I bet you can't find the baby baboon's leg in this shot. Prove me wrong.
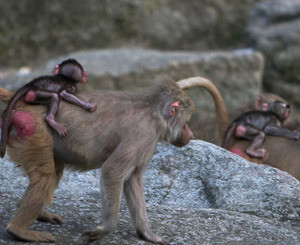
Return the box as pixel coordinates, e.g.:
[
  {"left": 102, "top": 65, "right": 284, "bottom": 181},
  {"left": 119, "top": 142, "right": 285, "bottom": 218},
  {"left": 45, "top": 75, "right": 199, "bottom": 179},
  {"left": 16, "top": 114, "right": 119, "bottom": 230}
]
[
  {"left": 235, "top": 125, "right": 266, "bottom": 158},
  {"left": 245, "top": 130, "right": 266, "bottom": 158}
]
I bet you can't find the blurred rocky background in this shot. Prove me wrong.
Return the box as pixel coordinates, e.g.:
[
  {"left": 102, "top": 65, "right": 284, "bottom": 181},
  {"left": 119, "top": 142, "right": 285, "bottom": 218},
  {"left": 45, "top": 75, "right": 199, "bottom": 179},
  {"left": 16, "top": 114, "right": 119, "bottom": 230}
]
[
  {"left": 1, "top": 0, "right": 300, "bottom": 244},
  {"left": 0, "top": 0, "right": 257, "bottom": 66},
  {"left": 0, "top": 0, "right": 299, "bottom": 133}
]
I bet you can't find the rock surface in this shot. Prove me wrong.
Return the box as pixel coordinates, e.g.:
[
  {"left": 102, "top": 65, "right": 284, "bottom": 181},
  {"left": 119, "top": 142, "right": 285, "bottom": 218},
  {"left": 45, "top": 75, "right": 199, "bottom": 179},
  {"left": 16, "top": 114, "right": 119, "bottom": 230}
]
[{"left": 1, "top": 140, "right": 300, "bottom": 244}]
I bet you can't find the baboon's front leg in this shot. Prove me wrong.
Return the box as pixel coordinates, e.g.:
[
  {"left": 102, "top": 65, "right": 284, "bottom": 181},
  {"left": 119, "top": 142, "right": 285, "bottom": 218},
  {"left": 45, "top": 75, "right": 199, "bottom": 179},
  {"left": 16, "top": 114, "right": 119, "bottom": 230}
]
[{"left": 123, "top": 167, "right": 170, "bottom": 245}]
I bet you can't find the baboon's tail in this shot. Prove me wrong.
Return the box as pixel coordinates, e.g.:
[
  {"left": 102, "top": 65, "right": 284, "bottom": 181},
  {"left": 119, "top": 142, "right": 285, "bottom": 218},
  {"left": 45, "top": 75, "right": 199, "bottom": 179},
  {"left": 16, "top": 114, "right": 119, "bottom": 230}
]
[
  {"left": 0, "top": 87, "right": 13, "bottom": 104},
  {"left": 177, "top": 77, "right": 229, "bottom": 138},
  {"left": 221, "top": 122, "right": 237, "bottom": 149}
]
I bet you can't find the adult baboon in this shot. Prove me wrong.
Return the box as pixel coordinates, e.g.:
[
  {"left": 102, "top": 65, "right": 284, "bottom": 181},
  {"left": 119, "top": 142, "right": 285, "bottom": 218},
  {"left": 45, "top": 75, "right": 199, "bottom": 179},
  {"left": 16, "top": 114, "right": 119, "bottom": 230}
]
[
  {"left": 178, "top": 77, "right": 300, "bottom": 179},
  {"left": 222, "top": 101, "right": 298, "bottom": 159},
  {"left": 0, "top": 76, "right": 195, "bottom": 244}
]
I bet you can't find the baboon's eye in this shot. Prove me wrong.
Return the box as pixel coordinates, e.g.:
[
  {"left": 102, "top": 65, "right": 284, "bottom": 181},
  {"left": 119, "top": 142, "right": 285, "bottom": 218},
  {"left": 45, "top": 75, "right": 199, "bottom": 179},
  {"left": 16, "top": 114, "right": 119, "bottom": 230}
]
[{"left": 169, "top": 101, "right": 180, "bottom": 117}]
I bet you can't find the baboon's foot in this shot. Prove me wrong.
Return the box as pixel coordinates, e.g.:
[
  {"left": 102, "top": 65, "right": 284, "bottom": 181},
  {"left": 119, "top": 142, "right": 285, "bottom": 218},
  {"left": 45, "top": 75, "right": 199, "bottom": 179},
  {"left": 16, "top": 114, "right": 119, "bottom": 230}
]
[
  {"left": 88, "top": 102, "right": 97, "bottom": 112},
  {"left": 246, "top": 148, "right": 266, "bottom": 159},
  {"left": 37, "top": 211, "right": 63, "bottom": 225},
  {"left": 6, "top": 224, "right": 55, "bottom": 243},
  {"left": 137, "top": 229, "right": 170, "bottom": 245},
  {"left": 82, "top": 225, "right": 110, "bottom": 242}
]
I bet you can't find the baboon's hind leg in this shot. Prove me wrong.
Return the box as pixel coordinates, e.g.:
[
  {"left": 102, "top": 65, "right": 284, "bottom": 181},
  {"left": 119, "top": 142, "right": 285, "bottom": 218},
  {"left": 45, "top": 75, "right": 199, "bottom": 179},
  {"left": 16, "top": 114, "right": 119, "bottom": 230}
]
[
  {"left": 6, "top": 108, "right": 58, "bottom": 242},
  {"left": 6, "top": 161, "right": 57, "bottom": 242},
  {"left": 37, "top": 160, "right": 65, "bottom": 225}
]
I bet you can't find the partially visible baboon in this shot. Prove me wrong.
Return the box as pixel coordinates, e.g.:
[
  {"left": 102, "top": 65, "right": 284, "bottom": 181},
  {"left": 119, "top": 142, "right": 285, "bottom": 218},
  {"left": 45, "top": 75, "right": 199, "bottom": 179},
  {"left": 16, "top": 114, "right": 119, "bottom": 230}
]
[
  {"left": 0, "top": 76, "right": 194, "bottom": 244},
  {"left": 190, "top": 91, "right": 291, "bottom": 145},
  {"left": 228, "top": 95, "right": 300, "bottom": 163},
  {"left": 254, "top": 93, "right": 300, "bottom": 131},
  {"left": 0, "top": 58, "right": 96, "bottom": 158},
  {"left": 178, "top": 77, "right": 229, "bottom": 145},
  {"left": 220, "top": 91, "right": 300, "bottom": 179},
  {"left": 222, "top": 101, "right": 299, "bottom": 159},
  {"left": 178, "top": 78, "right": 300, "bottom": 180},
  {"left": 229, "top": 136, "right": 300, "bottom": 177},
  {"left": 254, "top": 93, "right": 287, "bottom": 110}
]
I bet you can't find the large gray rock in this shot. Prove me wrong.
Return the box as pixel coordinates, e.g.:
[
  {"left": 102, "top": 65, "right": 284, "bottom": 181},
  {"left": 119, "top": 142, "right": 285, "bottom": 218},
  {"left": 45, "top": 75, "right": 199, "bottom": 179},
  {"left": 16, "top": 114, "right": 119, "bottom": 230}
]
[
  {"left": 247, "top": 0, "right": 300, "bottom": 113},
  {"left": 1, "top": 140, "right": 300, "bottom": 244},
  {"left": 148, "top": 141, "right": 300, "bottom": 222},
  {"left": 0, "top": 48, "right": 264, "bottom": 127}
]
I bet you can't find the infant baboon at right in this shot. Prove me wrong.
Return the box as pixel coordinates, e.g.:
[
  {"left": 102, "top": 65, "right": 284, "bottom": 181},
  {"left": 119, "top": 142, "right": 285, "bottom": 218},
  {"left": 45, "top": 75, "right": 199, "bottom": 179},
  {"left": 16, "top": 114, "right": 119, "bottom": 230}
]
[{"left": 222, "top": 100, "right": 299, "bottom": 159}]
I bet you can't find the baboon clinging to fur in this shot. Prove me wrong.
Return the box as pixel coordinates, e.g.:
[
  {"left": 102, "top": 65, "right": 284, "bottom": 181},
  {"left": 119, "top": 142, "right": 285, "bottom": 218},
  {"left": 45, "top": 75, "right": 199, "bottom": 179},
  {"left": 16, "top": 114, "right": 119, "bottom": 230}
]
[{"left": 0, "top": 58, "right": 96, "bottom": 158}]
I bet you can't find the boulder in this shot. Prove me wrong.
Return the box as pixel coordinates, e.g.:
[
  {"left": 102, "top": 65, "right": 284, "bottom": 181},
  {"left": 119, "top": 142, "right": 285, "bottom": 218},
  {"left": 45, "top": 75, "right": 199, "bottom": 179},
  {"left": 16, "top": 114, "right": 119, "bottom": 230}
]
[
  {"left": 147, "top": 141, "right": 300, "bottom": 222},
  {"left": 1, "top": 140, "right": 300, "bottom": 244}
]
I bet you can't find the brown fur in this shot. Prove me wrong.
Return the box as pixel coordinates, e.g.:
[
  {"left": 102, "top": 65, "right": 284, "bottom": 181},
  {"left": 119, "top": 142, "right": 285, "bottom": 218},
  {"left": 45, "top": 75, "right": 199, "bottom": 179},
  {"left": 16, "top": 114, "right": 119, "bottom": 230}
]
[
  {"left": 0, "top": 58, "right": 94, "bottom": 157},
  {"left": 178, "top": 81, "right": 300, "bottom": 179},
  {"left": 254, "top": 93, "right": 287, "bottom": 110},
  {"left": 220, "top": 92, "right": 300, "bottom": 179},
  {"left": 229, "top": 137, "right": 300, "bottom": 179},
  {"left": 222, "top": 101, "right": 298, "bottom": 159},
  {"left": 2, "top": 99, "right": 58, "bottom": 241},
  {"left": 190, "top": 93, "right": 289, "bottom": 145},
  {"left": 0, "top": 76, "right": 194, "bottom": 244},
  {"left": 178, "top": 77, "right": 229, "bottom": 144}
]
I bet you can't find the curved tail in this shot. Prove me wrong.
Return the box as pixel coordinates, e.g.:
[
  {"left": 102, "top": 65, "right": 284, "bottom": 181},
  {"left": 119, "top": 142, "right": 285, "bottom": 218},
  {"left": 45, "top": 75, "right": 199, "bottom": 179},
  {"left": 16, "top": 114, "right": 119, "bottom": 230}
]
[
  {"left": 0, "top": 87, "right": 30, "bottom": 157},
  {"left": 221, "top": 122, "right": 237, "bottom": 149},
  {"left": 177, "top": 77, "right": 229, "bottom": 138},
  {"left": 0, "top": 87, "right": 14, "bottom": 103}
]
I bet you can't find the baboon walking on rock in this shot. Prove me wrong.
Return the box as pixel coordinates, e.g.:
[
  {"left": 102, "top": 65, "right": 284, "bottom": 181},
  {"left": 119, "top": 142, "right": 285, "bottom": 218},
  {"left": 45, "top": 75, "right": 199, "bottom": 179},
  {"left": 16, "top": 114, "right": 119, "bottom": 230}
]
[{"left": 0, "top": 75, "right": 196, "bottom": 244}]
